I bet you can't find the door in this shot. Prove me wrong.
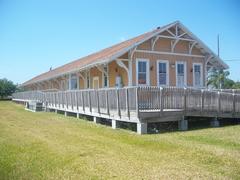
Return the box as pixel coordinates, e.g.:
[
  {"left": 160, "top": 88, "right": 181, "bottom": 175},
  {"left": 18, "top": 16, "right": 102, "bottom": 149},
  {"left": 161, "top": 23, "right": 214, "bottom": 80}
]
[
  {"left": 193, "top": 63, "right": 202, "bottom": 87},
  {"left": 176, "top": 62, "right": 186, "bottom": 87},
  {"left": 92, "top": 77, "right": 99, "bottom": 89}
]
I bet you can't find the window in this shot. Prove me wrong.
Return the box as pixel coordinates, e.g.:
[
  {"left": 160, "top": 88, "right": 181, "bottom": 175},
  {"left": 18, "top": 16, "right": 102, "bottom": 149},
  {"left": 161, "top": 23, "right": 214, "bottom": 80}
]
[
  {"left": 157, "top": 60, "right": 169, "bottom": 86},
  {"left": 136, "top": 59, "right": 149, "bottom": 85},
  {"left": 176, "top": 62, "right": 186, "bottom": 87},
  {"left": 103, "top": 65, "right": 108, "bottom": 88},
  {"left": 69, "top": 74, "right": 78, "bottom": 90},
  {"left": 193, "top": 63, "right": 202, "bottom": 87}
]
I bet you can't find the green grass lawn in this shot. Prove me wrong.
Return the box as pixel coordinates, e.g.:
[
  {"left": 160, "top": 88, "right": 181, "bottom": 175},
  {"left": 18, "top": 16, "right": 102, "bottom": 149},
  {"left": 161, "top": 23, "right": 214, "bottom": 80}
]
[{"left": 0, "top": 101, "right": 240, "bottom": 179}]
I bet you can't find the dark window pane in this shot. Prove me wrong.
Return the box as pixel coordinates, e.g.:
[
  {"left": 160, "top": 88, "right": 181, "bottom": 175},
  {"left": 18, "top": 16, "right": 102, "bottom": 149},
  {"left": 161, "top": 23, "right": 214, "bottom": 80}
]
[
  {"left": 177, "top": 64, "right": 184, "bottom": 74},
  {"left": 159, "top": 63, "right": 166, "bottom": 73},
  {"left": 138, "top": 61, "right": 146, "bottom": 72},
  {"left": 159, "top": 74, "right": 166, "bottom": 85}
]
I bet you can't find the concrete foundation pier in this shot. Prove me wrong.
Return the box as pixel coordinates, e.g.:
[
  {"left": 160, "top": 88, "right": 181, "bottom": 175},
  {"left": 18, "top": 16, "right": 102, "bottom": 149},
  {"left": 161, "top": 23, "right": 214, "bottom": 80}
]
[
  {"left": 137, "top": 122, "right": 148, "bottom": 134},
  {"left": 210, "top": 117, "right": 220, "bottom": 127},
  {"left": 93, "top": 116, "right": 101, "bottom": 123},
  {"left": 112, "top": 119, "right": 119, "bottom": 129},
  {"left": 178, "top": 118, "right": 188, "bottom": 131}
]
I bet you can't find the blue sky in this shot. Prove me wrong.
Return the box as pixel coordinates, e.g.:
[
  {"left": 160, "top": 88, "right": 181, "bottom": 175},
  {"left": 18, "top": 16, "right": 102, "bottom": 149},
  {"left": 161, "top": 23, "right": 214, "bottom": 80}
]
[{"left": 0, "top": 0, "right": 239, "bottom": 84}]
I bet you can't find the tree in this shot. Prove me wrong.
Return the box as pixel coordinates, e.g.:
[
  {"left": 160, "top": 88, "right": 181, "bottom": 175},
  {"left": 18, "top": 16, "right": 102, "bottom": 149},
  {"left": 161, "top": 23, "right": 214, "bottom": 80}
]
[
  {"left": 207, "top": 69, "right": 231, "bottom": 89},
  {"left": 224, "top": 79, "right": 235, "bottom": 89},
  {"left": 0, "top": 78, "right": 17, "bottom": 99},
  {"left": 233, "top": 81, "right": 240, "bottom": 89}
]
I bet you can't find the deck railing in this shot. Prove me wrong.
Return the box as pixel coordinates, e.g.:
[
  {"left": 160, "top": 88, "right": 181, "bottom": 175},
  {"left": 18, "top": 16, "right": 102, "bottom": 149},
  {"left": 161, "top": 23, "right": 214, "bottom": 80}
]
[{"left": 12, "top": 87, "right": 240, "bottom": 120}]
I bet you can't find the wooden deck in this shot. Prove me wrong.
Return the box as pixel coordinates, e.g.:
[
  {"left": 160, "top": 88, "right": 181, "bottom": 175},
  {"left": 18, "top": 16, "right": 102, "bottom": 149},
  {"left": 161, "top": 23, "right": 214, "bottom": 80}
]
[{"left": 12, "top": 87, "right": 240, "bottom": 134}]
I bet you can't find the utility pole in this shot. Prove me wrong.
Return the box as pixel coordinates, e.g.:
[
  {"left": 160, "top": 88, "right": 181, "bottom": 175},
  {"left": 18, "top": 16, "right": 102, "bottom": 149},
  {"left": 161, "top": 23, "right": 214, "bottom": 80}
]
[
  {"left": 217, "top": 34, "right": 221, "bottom": 89},
  {"left": 217, "top": 34, "right": 220, "bottom": 57}
]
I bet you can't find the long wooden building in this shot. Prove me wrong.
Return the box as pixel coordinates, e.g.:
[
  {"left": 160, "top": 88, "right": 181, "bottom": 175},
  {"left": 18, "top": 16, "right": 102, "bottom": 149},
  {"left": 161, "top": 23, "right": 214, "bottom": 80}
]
[
  {"left": 21, "top": 21, "right": 228, "bottom": 91},
  {"left": 13, "top": 21, "right": 239, "bottom": 134}
]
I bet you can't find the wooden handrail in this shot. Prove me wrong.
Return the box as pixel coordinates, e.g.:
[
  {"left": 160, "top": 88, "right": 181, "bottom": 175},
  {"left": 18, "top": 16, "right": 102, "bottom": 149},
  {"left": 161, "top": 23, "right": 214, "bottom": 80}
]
[{"left": 12, "top": 86, "right": 240, "bottom": 119}]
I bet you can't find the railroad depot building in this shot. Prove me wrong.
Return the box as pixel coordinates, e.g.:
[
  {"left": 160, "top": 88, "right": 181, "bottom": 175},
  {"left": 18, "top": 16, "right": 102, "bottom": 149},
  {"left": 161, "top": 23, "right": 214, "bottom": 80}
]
[
  {"left": 14, "top": 21, "right": 238, "bottom": 134},
  {"left": 21, "top": 21, "right": 228, "bottom": 91}
]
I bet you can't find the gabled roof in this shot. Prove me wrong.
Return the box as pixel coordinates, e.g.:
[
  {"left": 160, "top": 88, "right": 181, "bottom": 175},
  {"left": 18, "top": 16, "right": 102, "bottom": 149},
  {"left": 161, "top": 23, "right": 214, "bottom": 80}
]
[{"left": 22, "top": 21, "right": 228, "bottom": 86}]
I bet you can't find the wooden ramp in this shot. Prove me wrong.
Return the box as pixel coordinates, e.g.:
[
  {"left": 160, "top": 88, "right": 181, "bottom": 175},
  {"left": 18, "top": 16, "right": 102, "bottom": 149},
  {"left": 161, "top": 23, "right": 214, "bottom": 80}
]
[{"left": 12, "top": 86, "right": 240, "bottom": 134}]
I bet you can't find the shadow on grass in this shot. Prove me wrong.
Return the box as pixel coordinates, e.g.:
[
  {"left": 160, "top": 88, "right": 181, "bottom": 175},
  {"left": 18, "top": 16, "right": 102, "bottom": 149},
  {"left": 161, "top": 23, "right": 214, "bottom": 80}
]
[
  {"left": 147, "top": 117, "right": 240, "bottom": 134},
  {"left": 0, "top": 99, "right": 12, "bottom": 101}
]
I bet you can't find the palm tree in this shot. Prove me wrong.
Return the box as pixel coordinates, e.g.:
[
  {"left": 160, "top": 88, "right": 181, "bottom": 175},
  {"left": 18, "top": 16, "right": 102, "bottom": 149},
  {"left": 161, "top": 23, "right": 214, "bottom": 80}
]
[{"left": 207, "top": 69, "right": 230, "bottom": 89}]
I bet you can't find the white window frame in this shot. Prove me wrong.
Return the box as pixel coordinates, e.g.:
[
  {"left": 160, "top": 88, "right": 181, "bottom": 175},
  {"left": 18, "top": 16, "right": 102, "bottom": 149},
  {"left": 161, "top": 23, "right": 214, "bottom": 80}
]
[
  {"left": 102, "top": 64, "right": 109, "bottom": 88},
  {"left": 193, "top": 63, "right": 203, "bottom": 87},
  {"left": 136, "top": 58, "right": 150, "bottom": 86},
  {"left": 175, "top": 61, "right": 187, "bottom": 87},
  {"left": 157, "top": 60, "right": 169, "bottom": 86}
]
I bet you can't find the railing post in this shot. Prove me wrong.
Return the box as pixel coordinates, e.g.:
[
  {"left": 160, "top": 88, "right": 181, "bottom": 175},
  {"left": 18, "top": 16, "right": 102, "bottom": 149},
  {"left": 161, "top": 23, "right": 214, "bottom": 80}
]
[
  {"left": 88, "top": 91, "right": 92, "bottom": 113},
  {"left": 201, "top": 89, "right": 204, "bottom": 114},
  {"left": 160, "top": 87, "right": 164, "bottom": 116},
  {"left": 184, "top": 87, "right": 187, "bottom": 115},
  {"left": 82, "top": 91, "right": 85, "bottom": 112},
  {"left": 44, "top": 93, "right": 48, "bottom": 111},
  {"left": 58, "top": 92, "right": 61, "bottom": 108},
  {"left": 65, "top": 91, "right": 68, "bottom": 110},
  {"left": 75, "top": 91, "right": 79, "bottom": 112},
  {"left": 96, "top": 90, "right": 100, "bottom": 114},
  {"left": 126, "top": 88, "right": 130, "bottom": 119},
  {"left": 61, "top": 92, "right": 64, "bottom": 109},
  {"left": 136, "top": 87, "right": 139, "bottom": 119},
  {"left": 106, "top": 90, "right": 110, "bottom": 115},
  {"left": 56, "top": 92, "right": 59, "bottom": 108},
  {"left": 233, "top": 90, "right": 236, "bottom": 117},
  {"left": 116, "top": 88, "right": 121, "bottom": 118},
  {"left": 71, "top": 91, "right": 74, "bottom": 110},
  {"left": 54, "top": 92, "right": 57, "bottom": 108},
  {"left": 218, "top": 91, "right": 221, "bottom": 116}
]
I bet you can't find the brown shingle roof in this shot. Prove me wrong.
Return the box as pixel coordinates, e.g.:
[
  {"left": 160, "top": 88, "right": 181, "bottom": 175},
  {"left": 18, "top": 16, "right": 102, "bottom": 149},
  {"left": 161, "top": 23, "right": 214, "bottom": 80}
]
[{"left": 22, "top": 26, "right": 166, "bottom": 86}]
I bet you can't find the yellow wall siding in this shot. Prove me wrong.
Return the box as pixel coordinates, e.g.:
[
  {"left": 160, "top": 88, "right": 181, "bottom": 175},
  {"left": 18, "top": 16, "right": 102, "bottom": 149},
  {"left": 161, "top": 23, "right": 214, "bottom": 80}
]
[
  {"left": 79, "top": 77, "right": 85, "bottom": 89},
  {"left": 154, "top": 38, "right": 171, "bottom": 52},
  {"left": 90, "top": 67, "right": 103, "bottom": 88},
  {"left": 137, "top": 39, "right": 151, "bottom": 50},
  {"left": 131, "top": 37, "right": 206, "bottom": 87},
  {"left": 175, "top": 41, "right": 189, "bottom": 54},
  {"left": 192, "top": 47, "right": 202, "bottom": 55},
  {"left": 108, "top": 60, "right": 128, "bottom": 87},
  {"left": 132, "top": 52, "right": 205, "bottom": 87}
]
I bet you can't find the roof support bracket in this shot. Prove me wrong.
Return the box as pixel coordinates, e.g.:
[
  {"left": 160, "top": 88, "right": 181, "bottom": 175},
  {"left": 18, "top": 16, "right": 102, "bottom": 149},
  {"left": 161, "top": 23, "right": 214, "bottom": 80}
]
[
  {"left": 151, "top": 36, "right": 159, "bottom": 51},
  {"left": 171, "top": 38, "right": 180, "bottom": 52},
  {"left": 129, "top": 47, "right": 137, "bottom": 60},
  {"left": 116, "top": 59, "right": 129, "bottom": 74},
  {"left": 166, "top": 29, "right": 175, "bottom": 37},
  {"left": 78, "top": 71, "right": 86, "bottom": 80},
  {"left": 96, "top": 65, "right": 107, "bottom": 76},
  {"left": 189, "top": 41, "right": 197, "bottom": 54}
]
